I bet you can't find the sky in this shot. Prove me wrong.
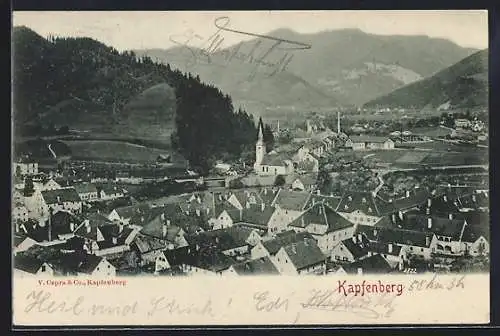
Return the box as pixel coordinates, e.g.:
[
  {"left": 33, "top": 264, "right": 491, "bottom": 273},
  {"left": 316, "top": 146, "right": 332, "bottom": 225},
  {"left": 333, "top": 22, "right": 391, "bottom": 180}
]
[{"left": 13, "top": 10, "right": 489, "bottom": 51}]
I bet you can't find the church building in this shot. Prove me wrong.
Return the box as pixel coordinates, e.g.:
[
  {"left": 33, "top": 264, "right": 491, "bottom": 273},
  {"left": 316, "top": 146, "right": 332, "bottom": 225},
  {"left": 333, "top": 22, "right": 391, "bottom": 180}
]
[{"left": 254, "top": 118, "right": 294, "bottom": 177}]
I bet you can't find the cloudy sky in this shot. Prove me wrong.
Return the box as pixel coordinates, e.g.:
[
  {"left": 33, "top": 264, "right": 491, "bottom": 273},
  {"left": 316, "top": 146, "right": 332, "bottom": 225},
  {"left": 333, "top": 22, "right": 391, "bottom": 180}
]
[{"left": 13, "top": 10, "right": 488, "bottom": 51}]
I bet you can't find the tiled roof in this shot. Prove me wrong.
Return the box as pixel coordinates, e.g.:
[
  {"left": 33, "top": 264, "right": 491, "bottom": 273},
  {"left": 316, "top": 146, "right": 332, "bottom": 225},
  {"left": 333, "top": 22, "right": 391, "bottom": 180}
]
[
  {"left": 262, "top": 231, "right": 316, "bottom": 256},
  {"left": 132, "top": 234, "right": 167, "bottom": 254},
  {"left": 337, "top": 191, "right": 395, "bottom": 216},
  {"left": 74, "top": 183, "right": 98, "bottom": 194},
  {"left": 185, "top": 249, "right": 236, "bottom": 272},
  {"left": 240, "top": 204, "right": 276, "bottom": 226},
  {"left": 355, "top": 224, "right": 434, "bottom": 248},
  {"left": 342, "top": 254, "right": 393, "bottom": 274},
  {"left": 341, "top": 237, "right": 370, "bottom": 259},
  {"left": 305, "top": 194, "right": 342, "bottom": 210},
  {"left": 261, "top": 153, "right": 290, "bottom": 166},
  {"left": 349, "top": 136, "right": 392, "bottom": 143},
  {"left": 75, "top": 254, "right": 106, "bottom": 274},
  {"left": 187, "top": 228, "right": 248, "bottom": 252},
  {"left": 258, "top": 187, "right": 280, "bottom": 205},
  {"left": 112, "top": 203, "right": 151, "bottom": 220},
  {"left": 367, "top": 241, "right": 403, "bottom": 257},
  {"left": 289, "top": 203, "right": 353, "bottom": 233},
  {"left": 272, "top": 189, "right": 311, "bottom": 211},
  {"left": 282, "top": 239, "right": 326, "bottom": 271},
  {"left": 14, "top": 254, "right": 45, "bottom": 274},
  {"left": 42, "top": 188, "right": 81, "bottom": 204},
  {"left": 457, "top": 211, "right": 490, "bottom": 242},
  {"left": 232, "top": 256, "right": 280, "bottom": 275},
  {"left": 99, "top": 183, "right": 124, "bottom": 195},
  {"left": 402, "top": 214, "right": 467, "bottom": 240},
  {"left": 392, "top": 189, "right": 432, "bottom": 210}
]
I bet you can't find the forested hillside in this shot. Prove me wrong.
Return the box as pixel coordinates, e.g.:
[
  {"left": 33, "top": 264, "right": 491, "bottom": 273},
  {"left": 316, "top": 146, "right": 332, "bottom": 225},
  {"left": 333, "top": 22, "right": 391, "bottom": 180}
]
[{"left": 13, "top": 26, "right": 268, "bottom": 174}]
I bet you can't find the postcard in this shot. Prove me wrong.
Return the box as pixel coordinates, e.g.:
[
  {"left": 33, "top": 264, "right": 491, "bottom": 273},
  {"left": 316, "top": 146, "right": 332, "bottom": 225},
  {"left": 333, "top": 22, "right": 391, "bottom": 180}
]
[{"left": 11, "top": 10, "right": 489, "bottom": 326}]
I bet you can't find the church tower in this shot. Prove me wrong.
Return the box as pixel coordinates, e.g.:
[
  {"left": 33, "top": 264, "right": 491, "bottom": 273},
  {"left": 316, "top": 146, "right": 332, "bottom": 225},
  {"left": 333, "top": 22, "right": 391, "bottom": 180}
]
[{"left": 254, "top": 118, "right": 266, "bottom": 170}]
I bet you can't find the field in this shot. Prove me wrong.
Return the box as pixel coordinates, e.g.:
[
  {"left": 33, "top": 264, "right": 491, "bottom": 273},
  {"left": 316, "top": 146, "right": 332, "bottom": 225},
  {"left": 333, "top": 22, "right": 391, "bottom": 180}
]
[{"left": 62, "top": 140, "right": 172, "bottom": 163}]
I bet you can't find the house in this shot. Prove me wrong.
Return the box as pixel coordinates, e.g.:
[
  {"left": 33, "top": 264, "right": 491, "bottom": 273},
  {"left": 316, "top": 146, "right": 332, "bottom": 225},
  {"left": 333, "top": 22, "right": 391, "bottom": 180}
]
[
  {"left": 339, "top": 254, "right": 393, "bottom": 275},
  {"left": 74, "top": 183, "right": 99, "bottom": 202},
  {"left": 17, "top": 210, "right": 80, "bottom": 244},
  {"left": 399, "top": 214, "right": 468, "bottom": 256},
  {"left": 345, "top": 136, "right": 394, "bottom": 150},
  {"left": 336, "top": 191, "right": 395, "bottom": 226},
  {"left": 94, "top": 224, "right": 138, "bottom": 257},
  {"left": 13, "top": 234, "right": 38, "bottom": 255},
  {"left": 210, "top": 203, "right": 241, "bottom": 230},
  {"left": 154, "top": 247, "right": 190, "bottom": 275},
  {"left": 268, "top": 189, "right": 312, "bottom": 235},
  {"left": 75, "top": 254, "right": 116, "bottom": 277},
  {"left": 331, "top": 235, "right": 370, "bottom": 263},
  {"left": 186, "top": 226, "right": 259, "bottom": 257},
  {"left": 254, "top": 119, "right": 294, "bottom": 176},
  {"left": 182, "top": 249, "right": 237, "bottom": 276},
  {"left": 366, "top": 241, "right": 407, "bottom": 270},
  {"left": 239, "top": 203, "right": 276, "bottom": 231},
  {"left": 229, "top": 256, "right": 280, "bottom": 276},
  {"left": 457, "top": 211, "right": 489, "bottom": 257},
  {"left": 131, "top": 234, "right": 168, "bottom": 266},
  {"left": 250, "top": 231, "right": 315, "bottom": 260},
  {"left": 13, "top": 203, "right": 29, "bottom": 223},
  {"left": 291, "top": 173, "right": 318, "bottom": 192},
  {"left": 14, "top": 158, "right": 38, "bottom": 176},
  {"left": 34, "top": 178, "right": 62, "bottom": 191},
  {"left": 288, "top": 203, "right": 355, "bottom": 255},
  {"left": 454, "top": 119, "right": 471, "bottom": 129},
  {"left": 74, "top": 213, "right": 118, "bottom": 253},
  {"left": 273, "top": 239, "right": 327, "bottom": 275},
  {"left": 98, "top": 184, "right": 125, "bottom": 201},
  {"left": 14, "top": 255, "right": 54, "bottom": 277},
  {"left": 356, "top": 225, "right": 435, "bottom": 260},
  {"left": 41, "top": 187, "right": 82, "bottom": 216},
  {"left": 107, "top": 203, "right": 151, "bottom": 225}
]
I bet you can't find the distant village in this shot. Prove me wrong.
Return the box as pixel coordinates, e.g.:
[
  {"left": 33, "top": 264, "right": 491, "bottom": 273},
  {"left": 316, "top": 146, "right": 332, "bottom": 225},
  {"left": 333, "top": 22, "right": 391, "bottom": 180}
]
[{"left": 13, "top": 112, "right": 489, "bottom": 277}]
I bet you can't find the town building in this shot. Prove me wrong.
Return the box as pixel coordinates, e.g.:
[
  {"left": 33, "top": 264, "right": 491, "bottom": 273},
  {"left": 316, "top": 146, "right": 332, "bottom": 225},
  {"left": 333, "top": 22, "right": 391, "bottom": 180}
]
[
  {"left": 74, "top": 183, "right": 99, "bottom": 202},
  {"left": 273, "top": 239, "right": 327, "bottom": 275},
  {"left": 14, "top": 158, "right": 39, "bottom": 177},
  {"left": 345, "top": 136, "right": 395, "bottom": 150}
]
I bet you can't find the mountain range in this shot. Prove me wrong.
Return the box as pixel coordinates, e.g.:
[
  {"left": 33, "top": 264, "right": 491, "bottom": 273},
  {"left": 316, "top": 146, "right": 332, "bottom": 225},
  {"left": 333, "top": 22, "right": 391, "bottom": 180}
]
[
  {"left": 135, "top": 28, "right": 479, "bottom": 114},
  {"left": 363, "top": 49, "right": 488, "bottom": 110}
]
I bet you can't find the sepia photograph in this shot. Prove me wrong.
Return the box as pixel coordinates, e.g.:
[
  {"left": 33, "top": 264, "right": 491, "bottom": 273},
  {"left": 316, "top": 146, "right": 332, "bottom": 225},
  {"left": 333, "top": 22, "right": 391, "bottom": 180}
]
[{"left": 11, "top": 10, "right": 490, "bottom": 326}]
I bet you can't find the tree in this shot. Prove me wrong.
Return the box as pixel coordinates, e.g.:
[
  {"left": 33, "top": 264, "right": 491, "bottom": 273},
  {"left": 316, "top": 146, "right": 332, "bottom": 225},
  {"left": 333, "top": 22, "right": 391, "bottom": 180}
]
[
  {"left": 263, "top": 124, "right": 275, "bottom": 153},
  {"left": 23, "top": 176, "right": 35, "bottom": 197},
  {"left": 274, "top": 175, "right": 286, "bottom": 187},
  {"left": 317, "top": 169, "right": 332, "bottom": 193}
]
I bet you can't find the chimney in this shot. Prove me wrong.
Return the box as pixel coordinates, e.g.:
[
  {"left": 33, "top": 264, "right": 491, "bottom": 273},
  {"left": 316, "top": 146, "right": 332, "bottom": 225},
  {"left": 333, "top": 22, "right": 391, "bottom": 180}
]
[
  {"left": 427, "top": 217, "right": 432, "bottom": 229},
  {"left": 406, "top": 190, "right": 410, "bottom": 198},
  {"left": 15, "top": 221, "right": 19, "bottom": 233},
  {"left": 70, "top": 222, "right": 75, "bottom": 232},
  {"left": 246, "top": 202, "right": 251, "bottom": 209},
  {"left": 358, "top": 234, "right": 362, "bottom": 242},
  {"left": 261, "top": 203, "right": 265, "bottom": 212},
  {"left": 388, "top": 243, "right": 393, "bottom": 253},
  {"left": 427, "top": 198, "right": 432, "bottom": 207},
  {"left": 362, "top": 197, "right": 366, "bottom": 204},
  {"left": 196, "top": 209, "right": 201, "bottom": 217},
  {"left": 319, "top": 205, "right": 323, "bottom": 215},
  {"left": 160, "top": 213, "right": 165, "bottom": 221},
  {"left": 352, "top": 235, "right": 357, "bottom": 244},
  {"left": 166, "top": 219, "right": 171, "bottom": 227},
  {"left": 112, "top": 236, "right": 117, "bottom": 245},
  {"left": 373, "top": 229, "right": 378, "bottom": 237},
  {"left": 425, "top": 236, "right": 430, "bottom": 246},
  {"left": 357, "top": 267, "right": 363, "bottom": 276},
  {"left": 317, "top": 190, "right": 321, "bottom": 195},
  {"left": 264, "top": 188, "right": 268, "bottom": 195},
  {"left": 206, "top": 208, "right": 210, "bottom": 215},
  {"left": 472, "top": 194, "right": 477, "bottom": 202},
  {"left": 86, "top": 223, "right": 91, "bottom": 234},
  {"left": 57, "top": 196, "right": 61, "bottom": 203},
  {"left": 443, "top": 195, "right": 448, "bottom": 202},
  {"left": 312, "top": 198, "right": 316, "bottom": 206},
  {"left": 118, "top": 224, "right": 123, "bottom": 233},
  {"left": 398, "top": 211, "right": 403, "bottom": 220},
  {"left": 391, "top": 213, "right": 396, "bottom": 223},
  {"left": 426, "top": 207, "right": 430, "bottom": 215},
  {"left": 448, "top": 213, "right": 453, "bottom": 220},
  {"left": 162, "top": 223, "right": 167, "bottom": 237}
]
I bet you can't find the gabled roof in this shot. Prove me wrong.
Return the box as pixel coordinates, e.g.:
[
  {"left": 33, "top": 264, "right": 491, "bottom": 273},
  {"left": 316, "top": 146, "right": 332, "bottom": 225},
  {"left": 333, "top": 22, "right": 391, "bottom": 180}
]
[
  {"left": 305, "top": 194, "right": 342, "bottom": 210},
  {"left": 262, "top": 231, "right": 315, "bottom": 256},
  {"left": 289, "top": 203, "right": 354, "bottom": 233},
  {"left": 44, "top": 210, "right": 80, "bottom": 236},
  {"left": 132, "top": 234, "right": 168, "bottom": 254},
  {"left": 366, "top": 241, "right": 403, "bottom": 257},
  {"left": 349, "top": 136, "right": 392, "bottom": 143},
  {"left": 281, "top": 240, "right": 326, "bottom": 271},
  {"left": 402, "top": 214, "right": 467, "bottom": 240},
  {"left": 258, "top": 187, "right": 280, "bottom": 205},
  {"left": 99, "top": 183, "right": 124, "bottom": 195},
  {"left": 112, "top": 203, "right": 151, "bottom": 220},
  {"left": 187, "top": 228, "right": 248, "bottom": 252},
  {"left": 14, "top": 254, "right": 46, "bottom": 274},
  {"left": 74, "top": 183, "right": 98, "bottom": 194},
  {"left": 42, "top": 187, "right": 81, "bottom": 204},
  {"left": 232, "top": 256, "right": 280, "bottom": 275},
  {"left": 98, "top": 225, "right": 135, "bottom": 245},
  {"left": 342, "top": 254, "right": 393, "bottom": 274},
  {"left": 457, "top": 211, "right": 489, "bottom": 243},
  {"left": 337, "top": 191, "right": 395, "bottom": 216},
  {"left": 75, "top": 254, "right": 107, "bottom": 274},
  {"left": 184, "top": 249, "right": 236, "bottom": 272},
  {"left": 261, "top": 153, "right": 290, "bottom": 166},
  {"left": 355, "top": 224, "right": 434, "bottom": 248},
  {"left": 392, "top": 189, "right": 432, "bottom": 210},
  {"left": 340, "top": 237, "right": 370, "bottom": 259},
  {"left": 272, "top": 189, "right": 311, "bottom": 211},
  {"left": 240, "top": 204, "right": 276, "bottom": 226}
]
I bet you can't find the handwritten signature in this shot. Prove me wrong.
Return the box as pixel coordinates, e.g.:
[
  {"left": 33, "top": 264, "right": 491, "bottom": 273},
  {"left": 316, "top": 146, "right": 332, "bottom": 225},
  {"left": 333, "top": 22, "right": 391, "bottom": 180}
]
[
  {"left": 169, "top": 16, "right": 311, "bottom": 80},
  {"left": 300, "top": 289, "right": 397, "bottom": 319}
]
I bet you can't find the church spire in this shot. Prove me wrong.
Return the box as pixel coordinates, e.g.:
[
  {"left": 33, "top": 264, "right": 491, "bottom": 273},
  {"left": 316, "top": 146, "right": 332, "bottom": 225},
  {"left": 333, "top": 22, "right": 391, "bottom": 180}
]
[{"left": 257, "top": 117, "right": 264, "bottom": 143}]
